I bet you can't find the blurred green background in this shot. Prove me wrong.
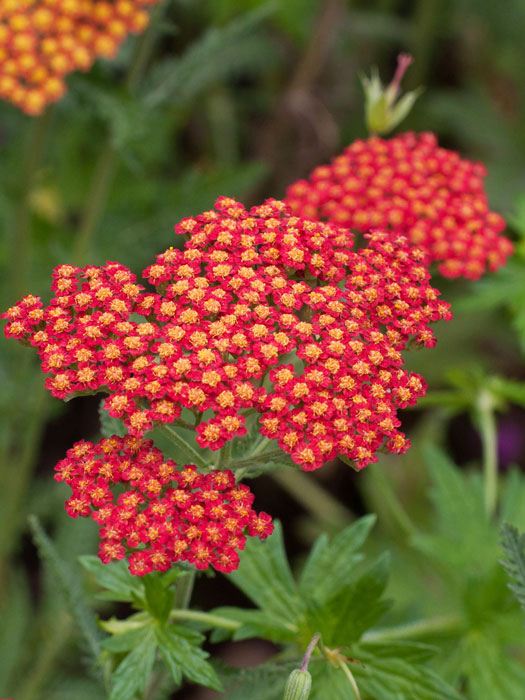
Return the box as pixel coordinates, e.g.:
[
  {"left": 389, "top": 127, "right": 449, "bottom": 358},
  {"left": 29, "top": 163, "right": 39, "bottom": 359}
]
[{"left": 1, "top": 1, "right": 525, "bottom": 698}]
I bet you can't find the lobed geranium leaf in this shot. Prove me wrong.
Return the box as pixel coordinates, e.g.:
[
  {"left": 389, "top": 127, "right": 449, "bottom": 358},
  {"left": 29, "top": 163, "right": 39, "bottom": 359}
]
[
  {"left": 298, "top": 514, "right": 376, "bottom": 603},
  {"left": 155, "top": 623, "right": 223, "bottom": 692},
  {"left": 459, "top": 633, "right": 525, "bottom": 700},
  {"left": 318, "top": 553, "right": 391, "bottom": 647},
  {"left": 348, "top": 651, "right": 463, "bottom": 700},
  {"left": 226, "top": 521, "right": 304, "bottom": 624}
]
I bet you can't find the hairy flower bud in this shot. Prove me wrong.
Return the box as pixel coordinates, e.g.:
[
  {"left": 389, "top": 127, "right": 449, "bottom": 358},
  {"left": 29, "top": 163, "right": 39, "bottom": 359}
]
[{"left": 282, "top": 669, "right": 312, "bottom": 700}]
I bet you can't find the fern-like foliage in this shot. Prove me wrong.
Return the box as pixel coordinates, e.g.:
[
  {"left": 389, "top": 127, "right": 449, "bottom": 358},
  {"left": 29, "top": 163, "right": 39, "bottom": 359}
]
[{"left": 500, "top": 522, "right": 525, "bottom": 615}]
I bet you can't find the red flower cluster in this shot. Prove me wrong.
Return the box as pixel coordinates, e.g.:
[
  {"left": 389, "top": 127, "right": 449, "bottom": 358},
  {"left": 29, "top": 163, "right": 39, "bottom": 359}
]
[
  {"left": 0, "top": 0, "right": 161, "bottom": 115},
  {"left": 285, "top": 132, "right": 512, "bottom": 280},
  {"left": 2, "top": 197, "right": 451, "bottom": 471},
  {"left": 54, "top": 434, "right": 273, "bottom": 574}
]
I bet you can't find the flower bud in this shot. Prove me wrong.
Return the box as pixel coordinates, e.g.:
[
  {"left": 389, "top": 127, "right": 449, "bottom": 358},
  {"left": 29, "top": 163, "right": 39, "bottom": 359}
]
[{"left": 282, "top": 668, "right": 312, "bottom": 700}]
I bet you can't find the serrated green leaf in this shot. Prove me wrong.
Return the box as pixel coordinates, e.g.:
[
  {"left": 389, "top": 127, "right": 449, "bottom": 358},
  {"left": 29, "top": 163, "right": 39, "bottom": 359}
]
[
  {"left": 79, "top": 555, "right": 143, "bottom": 603},
  {"left": 358, "top": 640, "right": 438, "bottom": 664},
  {"left": 145, "top": 4, "right": 277, "bottom": 108},
  {"left": 28, "top": 516, "right": 103, "bottom": 664},
  {"left": 155, "top": 624, "right": 222, "bottom": 692},
  {"left": 500, "top": 522, "right": 525, "bottom": 614},
  {"left": 500, "top": 470, "right": 525, "bottom": 529},
  {"left": 351, "top": 653, "right": 463, "bottom": 700},
  {"left": 101, "top": 623, "right": 152, "bottom": 653},
  {"left": 218, "top": 661, "right": 294, "bottom": 700},
  {"left": 108, "top": 626, "right": 157, "bottom": 700},
  {"left": 461, "top": 633, "right": 525, "bottom": 700},
  {"left": 227, "top": 521, "right": 304, "bottom": 625},
  {"left": 298, "top": 515, "right": 375, "bottom": 603},
  {"left": 319, "top": 553, "right": 391, "bottom": 646},
  {"left": 412, "top": 446, "right": 494, "bottom": 573},
  {"left": 71, "top": 79, "right": 148, "bottom": 150}
]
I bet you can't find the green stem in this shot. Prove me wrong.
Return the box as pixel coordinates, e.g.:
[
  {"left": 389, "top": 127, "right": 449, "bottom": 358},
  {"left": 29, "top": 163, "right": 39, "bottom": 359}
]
[
  {"left": 160, "top": 424, "right": 206, "bottom": 467},
  {"left": 227, "top": 448, "right": 293, "bottom": 470},
  {"left": 365, "top": 463, "right": 418, "bottom": 538},
  {"left": 338, "top": 661, "right": 361, "bottom": 700},
  {"left": 301, "top": 632, "right": 321, "bottom": 671},
  {"left": 362, "top": 614, "right": 462, "bottom": 643},
  {"left": 169, "top": 608, "right": 241, "bottom": 631},
  {"left": 218, "top": 439, "right": 232, "bottom": 468},
  {"left": 477, "top": 390, "right": 498, "bottom": 519},
  {"left": 173, "top": 570, "right": 196, "bottom": 610},
  {"left": 72, "top": 4, "right": 165, "bottom": 265},
  {"left": 9, "top": 108, "right": 54, "bottom": 299},
  {"left": 271, "top": 468, "right": 353, "bottom": 531}
]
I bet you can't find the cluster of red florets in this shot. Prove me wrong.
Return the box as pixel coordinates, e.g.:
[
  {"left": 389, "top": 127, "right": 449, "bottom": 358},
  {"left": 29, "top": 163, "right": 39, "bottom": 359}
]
[
  {"left": 285, "top": 132, "right": 512, "bottom": 280},
  {"left": 54, "top": 434, "right": 273, "bottom": 574},
  {"left": 2, "top": 196, "right": 451, "bottom": 471},
  {"left": 0, "top": 0, "right": 161, "bottom": 115}
]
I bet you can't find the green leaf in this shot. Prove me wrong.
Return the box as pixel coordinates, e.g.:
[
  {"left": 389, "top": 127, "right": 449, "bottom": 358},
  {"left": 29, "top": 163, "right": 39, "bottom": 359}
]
[
  {"left": 298, "top": 515, "right": 375, "bottom": 603},
  {"left": 358, "top": 640, "right": 438, "bottom": 664},
  {"left": 155, "top": 623, "right": 223, "bottom": 692},
  {"left": 79, "top": 555, "right": 144, "bottom": 603},
  {"left": 210, "top": 607, "right": 296, "bottom": 644},
  {"left": 227, "top": 521, "right": 304, "bottom": 625},
  {"left": 412, "top": 446, "right": 494, "bottom": 573},
  {"left": 101, "top": 623, "right": 152, "bottom": 653},
  {"left": 218, "top": 661, "right": 294, "bottom": 700},
  {"left": 108, "top": 625, "right": 157, "bottom": 700},
  {"left": 349, "top": 650, "right": 463, "bottom": 700},
  {"left": 500, "top": 522, "right": 525, "bottom": 614},
  {"left": 143, "top": 572, "right": 174, "bottom": 623},
  {"left": 460, "top": 633, "right": 525, "bottom": 700},
  {"left": 28, "top": 516, "right": 103, "bottom": 664},
  {"left": 319, "top": 553, "right": 391, "bottom": 646},
  {"left": 145, "top": 5, "right": 277, "bottom": 108}
]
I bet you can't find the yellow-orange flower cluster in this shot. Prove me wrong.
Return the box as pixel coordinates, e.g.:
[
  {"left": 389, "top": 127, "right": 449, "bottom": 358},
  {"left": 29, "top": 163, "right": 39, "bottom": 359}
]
[{"left": 0, "top": 0, "right": 161, "bottom": 115}]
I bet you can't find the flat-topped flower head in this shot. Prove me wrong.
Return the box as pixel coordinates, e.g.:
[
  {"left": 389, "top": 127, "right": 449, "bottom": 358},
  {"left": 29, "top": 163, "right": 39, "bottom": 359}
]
[
  {"left": 0, "top": 0, "right": 162, "bottom": 115},
  {"left": 285, "top": 132, "right": 512, "bottom": 280},
  {"left": 3, "top": 197, "right": 451, "bottom": 471},
  {"left": 54, "top": 435, "right": 273, "bottom": 574}
]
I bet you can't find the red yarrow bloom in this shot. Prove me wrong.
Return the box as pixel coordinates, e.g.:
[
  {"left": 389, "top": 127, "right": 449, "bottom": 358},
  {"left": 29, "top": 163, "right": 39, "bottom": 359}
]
[
  {"left": 54, "top": 434, "right": 273, "bottom": 575},
  {"left": 285, "top": 132, "right": 512, "bottom": 280},
  {"left": 0, "top": 0, "right": 162, "bottom": 116},
  {"left": 3, "top": 197, "right": 451, "bottom": 471}
]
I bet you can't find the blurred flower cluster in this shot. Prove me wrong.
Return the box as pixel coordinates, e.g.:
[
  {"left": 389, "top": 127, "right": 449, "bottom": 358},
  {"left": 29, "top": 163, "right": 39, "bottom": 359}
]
[
  {"left": 0, "top": 0, "right": 161, "bottom": 115},
  {"left": 285, "top": 132, "right": 512, "bottom": 279}
]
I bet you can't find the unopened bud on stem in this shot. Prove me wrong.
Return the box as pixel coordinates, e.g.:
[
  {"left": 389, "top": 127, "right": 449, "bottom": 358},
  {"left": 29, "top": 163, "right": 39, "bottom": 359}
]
[
  {"left": 361, "top": 53, "right": 422, "bottom": 135},
  {"left": 282, "top": 633, "right": 320, "bottom": 700}
]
